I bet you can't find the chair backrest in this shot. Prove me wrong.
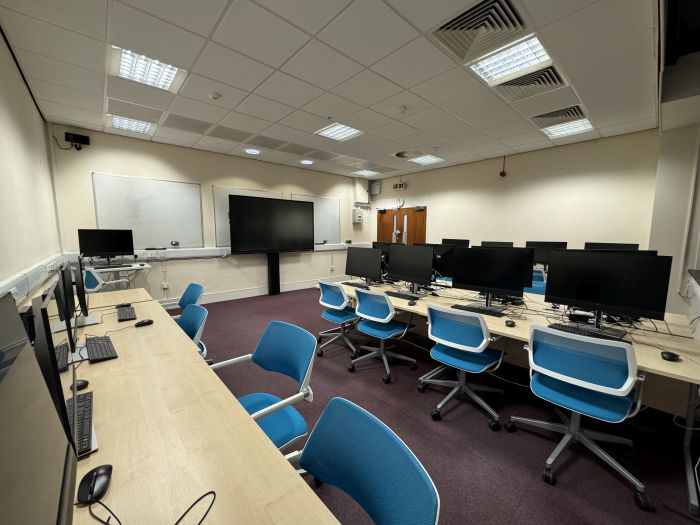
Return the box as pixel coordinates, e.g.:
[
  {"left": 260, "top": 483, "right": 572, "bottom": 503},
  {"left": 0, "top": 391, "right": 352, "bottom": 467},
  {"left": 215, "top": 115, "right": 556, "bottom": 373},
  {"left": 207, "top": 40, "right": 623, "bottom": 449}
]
[
  {"left": 318, "top": 281, "right": 349, "bottom": 310},
  {"left": 251, "top": 321, "right": 317, "bottom": 392},
  {"left": 427, "top": 305, "right": 490, "bottom": 353},
  {"left": 355, "top": 289, "right": 395, "bottom": 323},
  {"left": 178, "top": 283, "right": 205, "bottom": 310},
  {"left": 83, "top": 269, "right": 103, "bottom": 292},
  {"left": 177, "top": 304, "right": 208, "bottom": 344},
  {"left": 300, "top": 397, "right": 440, "bottom": 525},
  {"left": 532, "top": 268, "right": 546, "bottom": 283},
  {"left": 528, "top": 325, "right": 637, "bottom": 396}
]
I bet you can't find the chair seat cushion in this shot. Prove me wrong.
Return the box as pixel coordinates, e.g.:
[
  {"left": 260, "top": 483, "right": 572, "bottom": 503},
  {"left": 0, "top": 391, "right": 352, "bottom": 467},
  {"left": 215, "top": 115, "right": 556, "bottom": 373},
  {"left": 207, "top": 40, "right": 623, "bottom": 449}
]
[
  {"left": 531, "top": 372, "right": 635, "bottom": 423},
  {"left": 524, "top": 281, "right": 546, "bottom": 295},
  {"left": 238, "top": 392, "right": 308, "bottom": 448},
  {"left": 357, "top": 319, "right": 408, "bottom": 340},
  {"left": 321, "top": 307, "right": 359, "bottom": 324},
  {"left": 430, "top": 343, "right": 502, "bottom": 373}
]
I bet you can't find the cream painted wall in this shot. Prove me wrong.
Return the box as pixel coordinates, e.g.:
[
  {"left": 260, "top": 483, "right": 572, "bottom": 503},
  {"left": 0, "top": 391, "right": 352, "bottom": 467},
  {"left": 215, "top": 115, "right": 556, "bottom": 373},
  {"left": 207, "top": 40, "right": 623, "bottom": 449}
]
[
  {"left": 372, "top": 130, "right": 660, "bottom": 250},
  {"left": 49, "top": 124, "right": 370, "bottom": 302},
  {"left": 0, "top": 36, "right": 60, "bottom": 281}
]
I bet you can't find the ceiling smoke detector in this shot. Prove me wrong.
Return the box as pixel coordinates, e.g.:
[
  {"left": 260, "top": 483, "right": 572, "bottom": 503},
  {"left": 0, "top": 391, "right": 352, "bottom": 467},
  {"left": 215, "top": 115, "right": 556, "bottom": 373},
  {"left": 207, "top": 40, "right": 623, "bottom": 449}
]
[{"left": 394, "top": 150, "right": 423, "bottom": 159}]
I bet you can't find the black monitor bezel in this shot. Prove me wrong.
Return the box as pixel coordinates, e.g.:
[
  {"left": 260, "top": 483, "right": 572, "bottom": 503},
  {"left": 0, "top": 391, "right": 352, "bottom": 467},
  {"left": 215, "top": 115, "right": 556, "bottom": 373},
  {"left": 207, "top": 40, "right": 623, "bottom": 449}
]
[
  {"left": 345, "top": 247, "right": 382, "bottom": 282},
  {"left": 480, "top": 241, "right": 514, "bottom": 248},
  {"left": 584, "top": 242, "right": 639, "bottom": 251},
  {"left": 78, "top": 228, "right": 135, "bottom": 258},
  {"left": 525, "top": 241, "right": 568, "bottom": 265},
  {"left": 441, "top": 238, "right": 470, "bottom": 247},
  {"left": 386, "top": 244, "right": 434, "bottom": 286},
  {"left": 452, "top": 247, "right": 530, "bottom": 297}
]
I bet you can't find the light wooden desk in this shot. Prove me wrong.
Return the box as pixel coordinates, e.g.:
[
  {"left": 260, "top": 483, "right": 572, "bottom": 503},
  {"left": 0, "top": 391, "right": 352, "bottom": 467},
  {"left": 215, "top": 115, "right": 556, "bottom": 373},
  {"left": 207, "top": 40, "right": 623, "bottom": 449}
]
[
  {"left": 46, "top": 288, "right": 153, "bottom": 319},
  {"left": 63, "top": 289, "right": 338, "bottom": 524},
  {"left": 340, "top": 281, "right": 700, "bottom": 514}
]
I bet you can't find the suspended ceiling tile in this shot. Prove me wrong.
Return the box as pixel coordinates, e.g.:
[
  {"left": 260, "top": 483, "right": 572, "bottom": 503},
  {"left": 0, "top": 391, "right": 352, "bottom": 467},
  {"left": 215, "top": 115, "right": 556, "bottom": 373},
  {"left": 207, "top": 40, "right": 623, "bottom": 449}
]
[
  {"left": 179, "top": 74, "right": 248, "bottom": 110},
  {"left": 119, "top": 0, "right": 228, "bottom": 37},
  {"left": 193, "top": 42, "right": 273, "bottom": 92}
]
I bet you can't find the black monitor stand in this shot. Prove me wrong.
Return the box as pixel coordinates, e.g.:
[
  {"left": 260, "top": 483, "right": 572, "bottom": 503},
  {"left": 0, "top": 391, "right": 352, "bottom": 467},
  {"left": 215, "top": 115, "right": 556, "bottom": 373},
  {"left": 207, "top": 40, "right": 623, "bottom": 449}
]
[
  {"left": 469, "top": 292, "right": 506, "bottom": 316},
  {"left": 564, "top": 310, "right": 627, "bottom": 339},
  {"left": 267, "top": 252, "right": 280, "bottom": 295}
]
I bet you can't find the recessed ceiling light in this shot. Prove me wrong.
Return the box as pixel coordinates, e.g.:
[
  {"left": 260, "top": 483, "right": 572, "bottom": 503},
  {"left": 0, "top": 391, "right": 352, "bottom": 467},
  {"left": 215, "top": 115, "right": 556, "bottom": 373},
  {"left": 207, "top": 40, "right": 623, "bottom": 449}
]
[
  {"left": 469, "top": 35, "right": 551, "bottom": 84},
  {"left": 408, "top": 155, "right": 444, "bottom": 166},
  {"left": 300, "top": 159, "right": 314, "bottom": 165},
  {"left": 244, "top": 148, "right": 261, "bottom": 155},
  {"left": 111, "top": 115, "right": 152, "bottom": 134},
  {"left": 109, "top": 46, "right": 187, "bottom": 92},
  {"left": 353, "top": 169, "right": 379, "bottom": 177},
  {"left": 315, "top": 123, "right": 363, "bottom": 142},
  {"left": 542, "top": 118, "right": 593, "bottom": 138}
]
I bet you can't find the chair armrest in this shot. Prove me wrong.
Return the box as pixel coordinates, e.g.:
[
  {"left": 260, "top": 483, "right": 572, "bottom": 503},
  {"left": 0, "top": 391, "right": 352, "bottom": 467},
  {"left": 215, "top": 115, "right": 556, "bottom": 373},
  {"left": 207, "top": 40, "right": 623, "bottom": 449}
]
[
  {"left": 250, "top": 388, "right": 311, "bottom": 421},
  {"left": 627, "top": 374, "right": 646, "bottom": 419},
  {"left": 210, "top": 353, "right": 252, "bottom": 371}
]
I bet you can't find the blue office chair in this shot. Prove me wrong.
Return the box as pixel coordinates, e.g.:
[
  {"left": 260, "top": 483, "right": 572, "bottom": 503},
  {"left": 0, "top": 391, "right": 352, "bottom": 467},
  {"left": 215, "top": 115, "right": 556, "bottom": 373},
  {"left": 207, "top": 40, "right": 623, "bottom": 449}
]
[
  {"left": 524, "top": 268, "right": 546, "bottom": 295},
  {"left": 505, "top": 325, "right": 651, "bottom": 510},
  {"left": 176, "top": 304, "right": 209, "bottom": 357},
  {"left": 172, "top": 282, "right": 205, "bottom": 320},
  {"left": 349, "top": 288, "right": 417, "bottom": 384},
  {"left": 286, "top": 397, "right": 440, "bottom": 525},
  {"left": 83, "top": 268, "right": 129, "bottom": 293},
  {"left": 317, "top": 281, "right": 359, "bottom": 358},
  {"left": 418, "top": 305, "right": 504, "bottom": 430},
  {"left": 211, "top": 321, "right": 316, "bottom": 449}
]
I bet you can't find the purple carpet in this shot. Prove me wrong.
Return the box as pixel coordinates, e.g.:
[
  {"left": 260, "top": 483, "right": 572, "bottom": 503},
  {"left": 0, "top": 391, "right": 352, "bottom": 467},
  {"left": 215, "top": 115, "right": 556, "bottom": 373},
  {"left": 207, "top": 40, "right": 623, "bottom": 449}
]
[{"left": 201, "top": 288, "right": 696, "bottom": 524}]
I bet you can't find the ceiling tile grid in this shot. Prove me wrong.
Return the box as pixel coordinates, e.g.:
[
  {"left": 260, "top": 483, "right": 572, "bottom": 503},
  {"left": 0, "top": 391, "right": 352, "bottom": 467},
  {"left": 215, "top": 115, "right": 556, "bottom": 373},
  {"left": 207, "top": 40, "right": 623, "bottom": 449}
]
[{"left": 0, "top": 0, "right": 659, "bottom": 180}]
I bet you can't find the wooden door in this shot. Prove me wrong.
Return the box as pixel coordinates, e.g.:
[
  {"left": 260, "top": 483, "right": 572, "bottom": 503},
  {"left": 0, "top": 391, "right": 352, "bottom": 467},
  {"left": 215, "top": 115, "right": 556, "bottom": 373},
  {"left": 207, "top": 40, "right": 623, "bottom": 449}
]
[{"left": 376, "top": 207, "right": 426, "bottom": 245}]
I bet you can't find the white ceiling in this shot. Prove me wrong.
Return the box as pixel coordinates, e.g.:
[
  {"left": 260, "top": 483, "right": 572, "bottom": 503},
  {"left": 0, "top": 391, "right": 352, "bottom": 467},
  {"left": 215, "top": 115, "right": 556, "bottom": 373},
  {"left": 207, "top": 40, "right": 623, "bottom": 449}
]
[{"left": 0, "top": 0, "right": 659, "bottom": 179}]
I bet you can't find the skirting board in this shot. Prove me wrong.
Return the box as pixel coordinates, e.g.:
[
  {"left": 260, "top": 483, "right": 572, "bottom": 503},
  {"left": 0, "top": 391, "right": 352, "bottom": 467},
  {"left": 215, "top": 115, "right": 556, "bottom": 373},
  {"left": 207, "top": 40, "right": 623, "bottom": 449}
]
[{"left": 0, "top": 253, "right": 63, "bottom": 301}]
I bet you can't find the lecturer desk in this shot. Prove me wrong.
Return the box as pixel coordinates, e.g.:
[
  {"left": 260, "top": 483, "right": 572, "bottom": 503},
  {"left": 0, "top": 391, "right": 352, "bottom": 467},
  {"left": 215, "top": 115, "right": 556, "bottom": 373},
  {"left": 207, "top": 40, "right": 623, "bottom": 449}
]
[
  {"left": 62, "top": 289, "right": 338, "bottom": 525},
  {"left": 339, "top": 282, "right": 700, "bottom": 514}
]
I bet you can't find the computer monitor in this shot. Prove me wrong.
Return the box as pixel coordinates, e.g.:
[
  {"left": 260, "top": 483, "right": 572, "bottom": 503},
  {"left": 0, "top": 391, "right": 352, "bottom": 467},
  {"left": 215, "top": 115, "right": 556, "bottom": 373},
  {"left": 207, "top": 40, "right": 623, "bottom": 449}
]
[
  {"left": 584, "top": 242, "right": 639, "bottom": 251},
  {"left": 414, "top": 243, "right": 456, "bottom": 278},
  {"left": 55, "top": 260, "right": 98, "bottom": 331},
  {"left": 0, "top": 336, "right": 76, "bottom": 525},
  {"left": 75, "top": 257, "right": 88, "bottom": 317},
  {"left": 78, "top": 228, "right": 134, "bottom": 260},
  {"left": 345, "top": 247, "right": 382, "bottom": 283},
  {"left": 442, "top": 238, "right": 470, "bottom": 247},
  {"left": 525, "top": 241, "right": 568, "bottom": 265},
  {"left": 545, "top": 250, "right": 672, "bottom": 335},
  {"left": 472, "top": 246, "right": 535, "bottom": 287},
  {"left": 53, "top": 267, "right": 77, "bottom": 352},
  {"left": 480, "top": 241, "right": 514, "bottom": 248},
  {"left": 387, "top": 244, "right": 434, "bottom": 292},
  {"left": 372, "top": 242, "right": 392, "bottom": 268},
  {"left": 0, "top": 292, "right": 29, "bottom": 355}
]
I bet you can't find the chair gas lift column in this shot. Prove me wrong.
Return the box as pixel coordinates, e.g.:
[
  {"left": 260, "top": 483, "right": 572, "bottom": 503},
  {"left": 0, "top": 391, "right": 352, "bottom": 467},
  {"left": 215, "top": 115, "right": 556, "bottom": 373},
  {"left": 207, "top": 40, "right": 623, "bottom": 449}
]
[
  {"left": 418, "top": 305, "right": 505, "bottom": 431},
  {"left": 505, "top": 325, "right": 652, "bottom": 511},
  {"left": 316, "top": 281, "right": 359, "bottom": 358}
]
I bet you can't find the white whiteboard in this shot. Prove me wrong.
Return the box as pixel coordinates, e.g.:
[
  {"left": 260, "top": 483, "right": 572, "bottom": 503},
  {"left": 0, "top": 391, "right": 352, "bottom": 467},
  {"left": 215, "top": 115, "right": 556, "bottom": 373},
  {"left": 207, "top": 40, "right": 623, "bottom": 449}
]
[
  {"left": 292, "top": 194, "right": 340, "bottom": 245},
  {"left": 213, "top": 186, "right": 283, "bottom": 247},
  {"left": 92, "top": 172, "right": 203, "bottom": 249}
]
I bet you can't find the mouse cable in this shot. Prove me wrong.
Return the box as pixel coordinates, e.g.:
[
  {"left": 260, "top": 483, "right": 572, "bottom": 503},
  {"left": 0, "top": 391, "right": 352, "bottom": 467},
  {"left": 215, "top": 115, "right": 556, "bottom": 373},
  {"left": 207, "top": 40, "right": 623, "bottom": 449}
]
[
  {"left": 86, "top": 500, "right": 122, "bottom": 525},
  {"left": 174, "top": 491, "right": 216, "bottom": 525}
]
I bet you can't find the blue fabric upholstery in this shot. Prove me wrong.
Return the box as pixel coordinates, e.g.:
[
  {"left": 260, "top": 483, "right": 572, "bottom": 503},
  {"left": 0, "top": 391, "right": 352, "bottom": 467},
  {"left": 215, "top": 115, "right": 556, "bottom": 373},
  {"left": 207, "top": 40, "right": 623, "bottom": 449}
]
[
  {"left": 176, "top": 304, "right": 208, "bottom": 342},
  {"left": 430, "top": 343, "right": 501, "bottom": 373},
  {"left": 84, "top": 270, "right": 99, "bottom": 290},
  {"left": 531, "top": 372, "right": 635, "bottom": 423},
  {"left": 178, "top": 282, "right": 204, "bottom": 310},
  {"left": 251, "top": 321, "right": 316, "bottom": 388},
  {"left": 239, "top": 393, "right": 308, "bottom": 448},
  {"left": 356, "top": 289, "right": 393, "bottom": 321},
  {"left": 321, "top": 307, "right": 359, "bottom": 324},
  {"left": 319, "top": 281, "right": 346, "bottom": 309},
  {"left": 300, "top": 398, "right": 439, "bottom": 525},
  {"left": 524, "top": 281, "right": 546, "bottom": 295},
  {"left": 532, "top": 269, "right": 545, "bottom": 282},
  {"left": 357, "top": 319, "right": 407, "bottom": 339}
]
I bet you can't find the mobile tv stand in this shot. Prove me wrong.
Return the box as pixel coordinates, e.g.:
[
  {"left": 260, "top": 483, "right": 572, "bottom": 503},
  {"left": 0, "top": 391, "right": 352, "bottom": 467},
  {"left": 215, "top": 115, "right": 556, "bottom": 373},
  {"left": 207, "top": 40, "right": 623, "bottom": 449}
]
[{"left": 267, "top": 252, "right": 280, "bottom": 296}]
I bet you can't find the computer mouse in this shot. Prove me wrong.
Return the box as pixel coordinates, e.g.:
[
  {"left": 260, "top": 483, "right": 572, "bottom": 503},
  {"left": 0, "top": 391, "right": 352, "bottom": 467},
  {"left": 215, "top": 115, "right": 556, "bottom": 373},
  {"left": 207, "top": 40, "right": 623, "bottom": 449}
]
[
  {"left": 77, "top": 464, "right": 113, "bottom": 504},
  {"left": 505, "top": 320, "right": 516, "bottom": 328},
  {"left": 661, "top": 351, "right": 680, "bottom": 362},
  {"left": 408, "top": 300, "right": 417, "bottom": 306},
  {"left": 135, "top": 319, "right": 153, "bottom": 327},
  {"left": 76, "top": 379, "right": 89, "bottom": 391}
]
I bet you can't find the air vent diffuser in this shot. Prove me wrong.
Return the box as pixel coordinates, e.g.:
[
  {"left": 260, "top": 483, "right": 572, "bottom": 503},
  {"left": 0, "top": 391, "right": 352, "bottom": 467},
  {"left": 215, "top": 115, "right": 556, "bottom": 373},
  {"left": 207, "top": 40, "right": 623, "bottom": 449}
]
[
  {"left": 532, "top": 106, "right": 585, "bottom": 128},
  {"left": 494, "top": 67, "right": 564, "bottom": 102},
  {"left": 431, "top": 0, "right": 527, "bottom": 65}
]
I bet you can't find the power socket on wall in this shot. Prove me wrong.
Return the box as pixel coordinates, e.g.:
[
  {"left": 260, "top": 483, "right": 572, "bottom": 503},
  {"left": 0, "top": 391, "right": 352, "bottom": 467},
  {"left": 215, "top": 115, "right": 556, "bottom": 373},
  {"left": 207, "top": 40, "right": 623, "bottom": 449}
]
[{"left": 161, "top": 282, "right": 169, "bottom": 290}]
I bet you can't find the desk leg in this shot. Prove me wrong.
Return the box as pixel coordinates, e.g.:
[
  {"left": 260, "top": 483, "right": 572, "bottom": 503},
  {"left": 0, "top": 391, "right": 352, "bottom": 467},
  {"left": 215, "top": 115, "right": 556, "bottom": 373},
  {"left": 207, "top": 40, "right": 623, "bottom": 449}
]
[{"left": 685, "top": 383, "right": 699, "bottom": 516}]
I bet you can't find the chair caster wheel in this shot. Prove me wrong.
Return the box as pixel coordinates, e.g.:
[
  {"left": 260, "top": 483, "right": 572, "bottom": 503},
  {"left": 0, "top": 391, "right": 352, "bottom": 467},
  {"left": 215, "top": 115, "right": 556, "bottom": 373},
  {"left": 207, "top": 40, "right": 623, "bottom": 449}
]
[
  {"left": 417, "top": 383, "right": 427, "bottom": 393},
  {"left": 316, "top": 350, "right": 323, "bottom": 357},
  {"left": 542, "top": 469, "right": 556, "bottom": 485},
  {"left": 313, "top": 477, "right": 323, "bottom": 488},
  {"left": 489, "top": 420, "right": 501, "bottom": 432},
  {"left": 409, "top": 362, "right": 418, "bottom": 371},
  {"left": 431, "top": 410, "right": 441, "bottom": 421},
  {"left": 382, "top": 374, "right": 392, "bottom": 384},
  {"left": 348, "top": 364, "right": 355, "bottom": 373},
  {"left": 317, "top": 336, "right": 322, "bottom": 343},
  {"left": 634, "top": 491, "right": 653, "bottom": 511},
  {"left": 350, "top": 352, "right": 358, "bottom": 359},
  {"left": 505, "top": 421, "right": 517, "bottom": 433}
]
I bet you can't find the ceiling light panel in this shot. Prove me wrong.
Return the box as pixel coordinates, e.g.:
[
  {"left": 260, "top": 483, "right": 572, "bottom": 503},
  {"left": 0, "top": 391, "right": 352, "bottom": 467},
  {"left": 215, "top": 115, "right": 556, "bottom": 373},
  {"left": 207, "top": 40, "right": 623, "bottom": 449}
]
[
  {"left": 469, "top": 36, "right": 551, "bottom": 85},
  {"left": 407, "top": 155, "right": 444, "bottom": 165},
  {"left": 315, "top": 123, "right": 363, "bottom": 142},
  {"left": 353, "top": 170, "right": 379, "bottom": 176},
  {"left": 542, "top": 119, "right": 593, "bottom": 138},
  {"left": 109, "top": 46, "right": 187, "bottom": 92},
  {"left": 111, "top": 115, "right": 152, "bottom": 134}
]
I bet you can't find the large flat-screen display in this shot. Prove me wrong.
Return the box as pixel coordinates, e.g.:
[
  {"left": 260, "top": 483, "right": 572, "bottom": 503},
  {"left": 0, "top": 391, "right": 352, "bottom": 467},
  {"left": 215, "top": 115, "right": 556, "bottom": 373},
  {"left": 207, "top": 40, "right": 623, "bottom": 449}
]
[
  {"left": 545, "top": 250, "right": 672, "bottom": 320},
  {"left": 452, "top": 247, "right": 530, "bottom": 297},
  {"left": 78, "top": 229, "right": 134, "bottom": 258},
  {"left": 387, "top": 244, "right": 434, "bottom": 286},
  {"left": 346, "top": 247, "right": 382, "bottom": 281},
  {"left": 229, "top": 196, "right": 314, "bottom": 253}
]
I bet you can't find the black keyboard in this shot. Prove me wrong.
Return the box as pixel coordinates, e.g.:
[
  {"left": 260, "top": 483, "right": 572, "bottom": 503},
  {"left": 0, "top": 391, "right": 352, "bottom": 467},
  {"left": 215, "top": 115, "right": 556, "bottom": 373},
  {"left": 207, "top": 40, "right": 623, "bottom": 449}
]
[
  {"left": 549, "top": 323, "right": 625, "bottom": 341},
  {"left": 386, "top": 291, "right": 421, "bottom": 301},
  {"left": 66, "top": 392, "right": 93, "bottom": 457},
  {"left": 55, "top": 343, "right": 69, "bottom": 372},
  {"left": 343, "top": 281, "right": 369, "bottom": 290},
  {"left": 117, "top": 306, "right": 136, "bottom": 322},
  {"left": 451, "top": 304, "right": 505, "bottom": 317},
  {"left": 85, "top": 336, "right": 118, "bottom": 363}
]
